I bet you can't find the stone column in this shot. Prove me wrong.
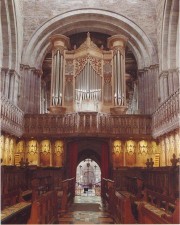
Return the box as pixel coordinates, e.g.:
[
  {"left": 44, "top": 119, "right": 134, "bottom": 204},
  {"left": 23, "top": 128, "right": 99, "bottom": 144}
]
[
  {"left": 1, "top": 68, "right": 6, "bottom": 95},
  {"left": 148, "top": 65, "right": 159, "bottom": 114},
  {"left": 160, "top": 71, "right": 169, "bottom": 102},
  {"left": 138, "top": 70, "right": 144, "bottom": 114},
  {"left": 4, "top": 69, "right": 10, "bottom": 98},
  {"left": 34, "top": 69, "right": 42, "bottom": 114},
  {"left": 49, "top": 34, "right": 70, "bottom": 114},
  {"left": 40, "top": 81, "right": 45, "bottom": 114},
  {"left": 154, "top": 65, "right": 159, "bottom": 109},
  {"left": 172, "top": 68, "right": 179, "bottom": 92},
  {"left": 144, "top": 68, "right": 149, "bottom": 114},
  {"left": 159, "top": 72, "right": 164, "bottom": 103},
  {"left": 13, "top": 71, "right": 20, "bottom": 106},
  {"left": 164, "top": 73, "right": 169, "bottom": 100},
  {"left": 108, "top": 35, "right": 128, "bottom": 114},
  {"left": 168, "top": 70, "right": 174, "bottom": 96},
  {"left": 9, "top": 70, "right": 15, "bottom": 102}
]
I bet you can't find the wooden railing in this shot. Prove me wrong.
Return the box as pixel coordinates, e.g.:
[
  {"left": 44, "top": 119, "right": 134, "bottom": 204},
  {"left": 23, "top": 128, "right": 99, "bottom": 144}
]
[
  {"left": 152, "top": 88, "right": 180, "bottom": 138},
  {"left": 24, "top": 113, "right": 151, "bottom": 138},
  {"left": 1, "top": 95, "right": 24, "bottom": 136}
]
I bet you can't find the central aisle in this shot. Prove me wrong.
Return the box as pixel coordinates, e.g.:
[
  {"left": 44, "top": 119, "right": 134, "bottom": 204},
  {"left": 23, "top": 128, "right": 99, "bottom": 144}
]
[{"left": 58, "top": 196, "right": 115, "bottom": 224}]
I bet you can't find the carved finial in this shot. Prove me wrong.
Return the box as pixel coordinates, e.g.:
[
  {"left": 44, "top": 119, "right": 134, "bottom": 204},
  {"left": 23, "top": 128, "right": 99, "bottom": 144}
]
[
  {"left": 170, "top": 154, "right": 180, "bottom": 167},
  {"left": 149, "top": 158, "right": 154, "bottom": 167},
  {"left": 87, "top": 32, "right": 91, "bottom": 46},
  {"left": 146, "top": 158, "right": 150, "bottom": 168}
]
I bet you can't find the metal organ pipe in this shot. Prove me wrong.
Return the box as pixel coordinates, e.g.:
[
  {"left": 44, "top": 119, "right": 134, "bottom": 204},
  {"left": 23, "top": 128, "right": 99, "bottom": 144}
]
[
  {"left": 60, "top": 54, "right": 63, "bottom": 105},
  {"left": 55, "top": 50, "right": 59, "bottom": 105},
  {"left": 113, "top": 54, "right": 117, "bottom": 105},
  {"left": 118, "top": 50, "right": 122, "bottom": 105},
  {"left": 75, "top": 60, "right": 102, "bottom": 106},
  {"left": 51, "top": 53, "right": 56, "bottom": 105},
  {"left": 121, "top": 54, "right": 125, "bottom": 105},
  {"left": 50, "top": 34, "right": 70, "bottom": 109}
]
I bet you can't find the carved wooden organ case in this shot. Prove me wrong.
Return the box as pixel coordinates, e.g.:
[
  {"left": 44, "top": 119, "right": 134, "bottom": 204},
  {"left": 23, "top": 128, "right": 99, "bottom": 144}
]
[{"left": 49, "top": 33, "right": 128, "bottom": 114}]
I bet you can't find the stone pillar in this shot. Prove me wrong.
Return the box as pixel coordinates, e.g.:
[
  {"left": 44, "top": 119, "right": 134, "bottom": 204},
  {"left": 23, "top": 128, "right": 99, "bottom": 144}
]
[
  {"left": 160, "top": 71, "right": 169, "bottom": 102},
  {"left": 9, "top": 70, "right": 15, "bottom": 102},
  {"left": 40, "top": 80, "right": 46, "bottom": 114},
  {"left": 144, "top": 68, "right": 149, "bottom": 114},
  {"left": 19, "top": 65, "right": 41, "bottom": 113},
  {"left": 49, "top": 34, "right": 70, "bottom": 114},
  {"left": 160, "top": 72, "right": 164, "bottom": 103},
  {"left": 149, "top": 65, "right": 159, "bottom": 113},
  {"left": 168, "top": 70, "right": 174, "bottom": 96},
  {"left": 164, "top": 73, "right": 169, "bottom": 99},
  {"left": 4, "top": 69, "right": 10, "bottom": 98},
  {"left": 138, "top": 70, "right": 144, "bottom": 114},
  {"left": 1, "top": 68, "right": 6, "bottom": 95},
  {"left": 172, "top": 68, "right": 179, "bottom": 92},
  {"left": 154, "top": 65, "right": 159, "bottom": 109},
  {"left": 34, "top": 69, "right": 42, "bottom": 114},
  {"left": 108, "top": 35, "right": 128, "bottom": 114},
  {"left": 14, "top": 71, "right": 20, "bottom": 105}
]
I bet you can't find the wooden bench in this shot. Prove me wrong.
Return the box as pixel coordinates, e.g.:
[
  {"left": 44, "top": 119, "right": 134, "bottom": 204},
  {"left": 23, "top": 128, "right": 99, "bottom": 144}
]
[
  {"left": 31, "top": 176, "right": 53, "bottom": 201},
  {"left": 114, "top": 191, "right": 136, "bottom": 224},
  {"left": 1, "top": 201, "right": 31, "bottom": 224},
  {"left": 113, "top": 175, "right": 144, "bottom": 223},
  {"left": 102, "top": 178, "right": 135, "bottom": 224},
  {"left": 1, "top": 190, "right": 21, "bottom": 210},
  {"left": 28, "top": 190, "right": 58, "bottom": 224},
  {"left": 101, "top": 178, "right": 115, "bottom": 212},
  {"left": 21, "top": 189, "right": 32, "bottom": 202},
  {"left": 60, "top": 177, "right": 75, "bottom": 212},
  {"left": 137, "top": 189, "right": 180, "bottom": 224}
]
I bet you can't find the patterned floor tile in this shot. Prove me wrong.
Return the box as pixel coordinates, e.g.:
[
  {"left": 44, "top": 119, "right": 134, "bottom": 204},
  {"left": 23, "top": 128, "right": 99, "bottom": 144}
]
[{"left": 59, "top": 196, "right": 115, "bottom": 224}]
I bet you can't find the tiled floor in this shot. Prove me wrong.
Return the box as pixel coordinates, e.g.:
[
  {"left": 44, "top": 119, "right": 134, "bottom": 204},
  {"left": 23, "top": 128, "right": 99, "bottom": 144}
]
[{"left": 58, "top": 196, "right": 115, "bottom": 224}]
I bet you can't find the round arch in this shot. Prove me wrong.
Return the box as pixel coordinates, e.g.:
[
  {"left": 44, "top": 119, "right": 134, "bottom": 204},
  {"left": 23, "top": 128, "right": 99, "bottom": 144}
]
[
  {"left": 1, "top": 0, "right": 23, "bottom": 71},
  {"left": 161, "top": 0, "right": 179, "bottom": 71},
  {"left": 22, "top": 9, "right": 157, "bottom": 70}
]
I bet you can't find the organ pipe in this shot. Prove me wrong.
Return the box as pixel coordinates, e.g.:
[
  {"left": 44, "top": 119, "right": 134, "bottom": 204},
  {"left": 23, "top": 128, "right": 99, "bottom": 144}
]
[
  {"left": 75, "top": 61, "right": 102, "bottom": 104},
  {"left": 108, "top": 34, "right": 128, "bottom": 110},
  {"left": 50, "top": 34, "right": 70, "bottom": 111}
]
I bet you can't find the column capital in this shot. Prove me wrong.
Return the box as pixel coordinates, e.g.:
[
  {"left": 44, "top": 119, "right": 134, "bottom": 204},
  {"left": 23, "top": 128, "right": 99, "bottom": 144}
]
[
  {"left": 138, "top": 69, "right": 145, "bottom": 76},
  {"left": 20, "top": 64, "right": 30, "bottom": 70},
  {"left": 50, "top": 34, "right": 70, "bottom": 50},
  {"left": 107, "top": 34, "right": 128, "bottom": 50},
  {"left": 34, "top": 69, "right": 43, "bottom": 77},
  {"left": 159, "top": 70, "right": 169, "bottom": 78},
  {"left": 149, "top": 64, "right": 159, "bottom": 69},
  {"left": 1, "top": 67, "right": 9, "bottom": 73},
  {"left": 9, "top": 69, "right": 15, "bottom": 75}
]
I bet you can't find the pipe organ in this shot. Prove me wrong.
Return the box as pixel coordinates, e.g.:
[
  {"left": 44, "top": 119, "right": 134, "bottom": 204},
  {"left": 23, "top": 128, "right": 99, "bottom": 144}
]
[{"left": 49, "top": 33, "right": 128, "bottom": 114}]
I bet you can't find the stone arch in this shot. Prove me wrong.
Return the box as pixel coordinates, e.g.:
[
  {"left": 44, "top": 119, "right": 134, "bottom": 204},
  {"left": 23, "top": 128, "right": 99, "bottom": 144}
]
[
  {"left": 0, "top": 0, "right": 22, "bottom": 71},
  {"left": 78, "top": 149, "right": 101, "bottom": 167},
  {"left": 22, "top": 9, "right": 157, "bottom": 70},
  {"left": 1, "top": 0, "right": 10, "bottom": 68},
  {"left": 167, "top": 0, "right": 179, "bottom": 69},
  {"left": 162, "top": 0, "right": 179, "bottom": 71}
]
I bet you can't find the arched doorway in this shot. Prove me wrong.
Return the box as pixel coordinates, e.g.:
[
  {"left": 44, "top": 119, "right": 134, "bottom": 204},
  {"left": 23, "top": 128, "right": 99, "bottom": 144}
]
[{"left": 75, "top": 158, "right": 101, "bottom": 196}]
